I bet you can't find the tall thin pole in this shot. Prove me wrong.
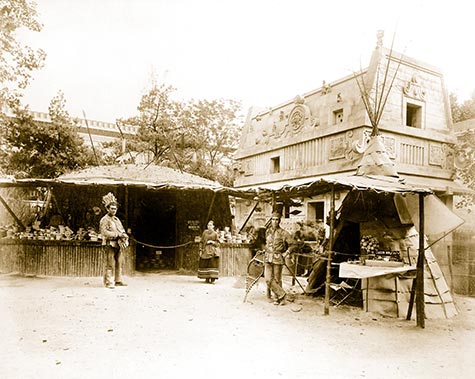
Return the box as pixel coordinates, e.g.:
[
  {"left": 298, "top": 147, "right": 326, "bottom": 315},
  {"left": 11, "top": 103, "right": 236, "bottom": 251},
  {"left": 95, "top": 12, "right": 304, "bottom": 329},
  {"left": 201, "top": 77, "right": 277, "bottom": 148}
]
[
  {"left": 239, "top": 200, "right": 259, "bottom": 234},
  {"left": 124, "top": 185, "right": 129, "bottom": 231},
  {"left": 416, "top": 193, "right": 425, "bottom": 328},
  {"left": 324, "top": 185, "right": 335, "bottom": 315},
  {"left": 82, "top": 110, "right": 99, "bottom": 165}
]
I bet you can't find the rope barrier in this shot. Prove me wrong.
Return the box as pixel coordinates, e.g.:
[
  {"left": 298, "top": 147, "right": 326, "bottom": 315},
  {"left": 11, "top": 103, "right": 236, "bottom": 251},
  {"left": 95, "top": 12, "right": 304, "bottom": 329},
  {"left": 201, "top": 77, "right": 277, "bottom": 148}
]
[{"left": 135, "top": 239, "right": 195, "bottom": 249}]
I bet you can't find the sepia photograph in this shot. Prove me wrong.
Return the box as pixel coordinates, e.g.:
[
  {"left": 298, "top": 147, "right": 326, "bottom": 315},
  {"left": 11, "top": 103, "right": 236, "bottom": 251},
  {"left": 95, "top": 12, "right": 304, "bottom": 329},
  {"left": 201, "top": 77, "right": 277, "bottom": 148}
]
[{"left": 1, "top": 1, "right": 475, "bottom": 378}]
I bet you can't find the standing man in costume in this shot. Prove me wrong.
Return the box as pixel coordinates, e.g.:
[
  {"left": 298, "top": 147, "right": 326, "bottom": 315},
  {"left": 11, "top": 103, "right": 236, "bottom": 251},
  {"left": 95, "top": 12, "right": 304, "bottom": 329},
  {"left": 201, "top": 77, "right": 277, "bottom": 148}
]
[
  {"left": 264, "top": 211, "right": 291, "bottom": 305},
  {"left": 100, "top": 192, "right": 129, "bottom": 288}
]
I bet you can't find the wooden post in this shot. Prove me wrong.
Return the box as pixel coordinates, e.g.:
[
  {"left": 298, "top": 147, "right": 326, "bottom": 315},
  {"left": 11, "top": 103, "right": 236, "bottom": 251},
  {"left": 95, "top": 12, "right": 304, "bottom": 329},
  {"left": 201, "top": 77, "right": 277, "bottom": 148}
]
[
  {"left": 416, "top": 193, "right": 425, "bottom": 328},
  {"left": 205, "top": 191, "right": 217, "bottom": 226},
  {"left": 447, "top": 245, "right": 454, "bottom": 294},
  {"left": 0, "top": 194, "right": 26, "bottom": 231},
  {"left": 238, "top": 200, "right": 260, "bottom": 234},
  {"left": 406, "top": 277, "right": 416, "bottom": 320},
  {"left": 324, "top": 185, "right": 335, "bottom": 315},
  {"left": 124, "top": 185, "right": 129, "bottom": 230}
]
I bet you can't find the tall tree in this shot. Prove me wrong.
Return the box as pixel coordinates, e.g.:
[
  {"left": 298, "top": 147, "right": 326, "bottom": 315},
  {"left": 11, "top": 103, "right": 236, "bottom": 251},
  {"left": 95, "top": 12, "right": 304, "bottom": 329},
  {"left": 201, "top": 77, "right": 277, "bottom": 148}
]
[
  {"left": 120, "top": 83, "right": 185, "bottom": 169},
  {"left": 0, "top": 91, "right": 96, "bottom": 178},
  {"left": 118, "top": 82, "right": 243, "bottom": 185},
  {"left": 0, "top": 0, "right": 45, "bottom": 109},
  {"left": 185, "top": 98, "right": 242, "bottom": 185}
]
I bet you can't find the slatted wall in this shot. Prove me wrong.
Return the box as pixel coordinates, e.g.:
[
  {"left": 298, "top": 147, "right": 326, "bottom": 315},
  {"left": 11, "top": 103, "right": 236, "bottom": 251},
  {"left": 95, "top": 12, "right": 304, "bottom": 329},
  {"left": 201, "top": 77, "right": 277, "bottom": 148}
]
[{"left": 0, "top": 239, "right": 135, "bottom": 277}]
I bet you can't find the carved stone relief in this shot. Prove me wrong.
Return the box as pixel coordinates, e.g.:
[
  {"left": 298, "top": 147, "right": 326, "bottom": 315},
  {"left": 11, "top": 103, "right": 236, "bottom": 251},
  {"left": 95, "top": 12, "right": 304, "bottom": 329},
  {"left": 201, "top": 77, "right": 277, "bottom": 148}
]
[
  {"left": 403, "top": 75, "right": 426, "bottom": 101},
  {"left": 429, "top": 144, "right": 443, "bottom": 166},
  {"left": 329, "top": 130, "right": 371, "bottom": 161},
  {"left": 429, "top": 143, "right": 454, "bottom": 170},
  {"left": 381, "top": 136, "right": 396, "bottom": 159},
  {"left": 288, "top": 105, "right": 306, "bottom": 133},
  {"left": 321, "top": 80, "right": 332, "bottom": 95},
  {"left": 329, "top": 136, "right": 346, "bottom": 160},
  {"left": 344, "top": 130, "right": 370, "bottom": 160},
  {"left": 330, "top": 130, "right": 396, "bottom": 162}
]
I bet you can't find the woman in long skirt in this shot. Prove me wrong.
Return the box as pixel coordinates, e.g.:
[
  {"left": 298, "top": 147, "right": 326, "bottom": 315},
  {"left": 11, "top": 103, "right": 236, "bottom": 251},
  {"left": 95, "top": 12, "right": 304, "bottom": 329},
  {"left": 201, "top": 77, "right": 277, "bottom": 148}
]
[{"left": 197, "top": 220, "right": 220, "bottom": 283}]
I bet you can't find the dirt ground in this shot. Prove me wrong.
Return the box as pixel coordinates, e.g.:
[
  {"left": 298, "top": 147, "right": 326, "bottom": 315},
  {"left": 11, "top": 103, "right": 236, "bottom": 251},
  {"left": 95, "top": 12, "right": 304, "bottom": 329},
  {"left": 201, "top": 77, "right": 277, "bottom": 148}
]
[{"left": 1, "top": 271, "right": 474, "bottom": 379}]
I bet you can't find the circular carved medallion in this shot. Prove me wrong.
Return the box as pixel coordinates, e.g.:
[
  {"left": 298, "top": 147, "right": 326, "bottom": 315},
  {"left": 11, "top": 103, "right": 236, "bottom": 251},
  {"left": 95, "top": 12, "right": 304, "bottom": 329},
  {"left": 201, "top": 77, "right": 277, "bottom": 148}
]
[{"left": 289, "top": 106, "right": 305, "bottom": 133}]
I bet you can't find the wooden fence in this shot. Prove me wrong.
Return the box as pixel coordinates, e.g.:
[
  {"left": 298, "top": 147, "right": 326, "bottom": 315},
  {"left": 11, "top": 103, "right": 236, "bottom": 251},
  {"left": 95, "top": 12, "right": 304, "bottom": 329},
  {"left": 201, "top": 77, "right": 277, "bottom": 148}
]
[
  {"left": 179, "top": 242, "right": 252, "bottom": 277},
  {"left": 452, "top": 229, "right": 475, "bottom": 296},
  {"left": 0, "top": 239, "right": 135, "bottom": 277},
  {"left": 0, "top": 239, "right": 252, "bottom": 278}
]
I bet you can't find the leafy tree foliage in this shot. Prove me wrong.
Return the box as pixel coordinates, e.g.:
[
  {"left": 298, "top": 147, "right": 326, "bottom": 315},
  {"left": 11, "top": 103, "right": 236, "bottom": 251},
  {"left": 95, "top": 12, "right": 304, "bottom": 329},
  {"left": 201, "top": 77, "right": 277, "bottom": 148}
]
[
  {"left": 0, "top": 91, "right": 96, "bottom": 178},
  {"left": 450, "top": 92, "right": 475, "bottom": 208},
  {"left": 450, "top": 92, "right": 475, "bottom": 123},
  {"left": 0, "top": 0, "right": 45, "bottom": 108},
  {"left": 117, "top": 83, "right": 243, "bottom": 185}
]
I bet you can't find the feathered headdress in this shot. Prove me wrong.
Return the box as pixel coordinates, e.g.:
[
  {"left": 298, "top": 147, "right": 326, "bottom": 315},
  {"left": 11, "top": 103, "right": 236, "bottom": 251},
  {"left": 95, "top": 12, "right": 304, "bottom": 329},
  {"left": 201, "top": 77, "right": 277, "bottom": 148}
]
[{"left": 102, "top": 192, "right": 118, "bottom": 208}]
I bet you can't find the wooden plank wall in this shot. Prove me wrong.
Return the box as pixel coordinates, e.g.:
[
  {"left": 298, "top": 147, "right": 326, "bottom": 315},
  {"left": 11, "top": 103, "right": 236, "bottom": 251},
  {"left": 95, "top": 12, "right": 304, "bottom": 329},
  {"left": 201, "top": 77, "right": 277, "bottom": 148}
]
[
  {"left": 219, "top": 244, "right": 253, "bottom": 277},
  {"left": 0, "top": 239, "right": 135, "bottom": 277},
  {"left": 180, "top": 242, "right": 252, "bottom": 277}
]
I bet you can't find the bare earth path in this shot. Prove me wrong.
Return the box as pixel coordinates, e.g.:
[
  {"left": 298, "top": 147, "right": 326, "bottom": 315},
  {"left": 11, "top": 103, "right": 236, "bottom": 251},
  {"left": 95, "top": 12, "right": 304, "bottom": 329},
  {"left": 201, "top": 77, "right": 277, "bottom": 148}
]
[{"left": 1, "top": 272, "right": 474, "bottom": 379}]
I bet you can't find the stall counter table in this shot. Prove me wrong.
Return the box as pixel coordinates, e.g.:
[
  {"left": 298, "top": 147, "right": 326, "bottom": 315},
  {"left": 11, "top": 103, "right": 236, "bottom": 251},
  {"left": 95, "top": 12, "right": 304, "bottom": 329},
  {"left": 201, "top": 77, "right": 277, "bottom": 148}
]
[{"left": 339, "top": 262, "right": 416, "bottom": 318}]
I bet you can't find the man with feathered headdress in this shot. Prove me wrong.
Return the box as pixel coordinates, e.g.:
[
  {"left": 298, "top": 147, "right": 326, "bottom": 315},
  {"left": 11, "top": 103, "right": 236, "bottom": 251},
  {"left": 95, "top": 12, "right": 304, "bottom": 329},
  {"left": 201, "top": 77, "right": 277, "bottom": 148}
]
[{"left": 99, "top": 192, "right": 129, "bottom": 288}]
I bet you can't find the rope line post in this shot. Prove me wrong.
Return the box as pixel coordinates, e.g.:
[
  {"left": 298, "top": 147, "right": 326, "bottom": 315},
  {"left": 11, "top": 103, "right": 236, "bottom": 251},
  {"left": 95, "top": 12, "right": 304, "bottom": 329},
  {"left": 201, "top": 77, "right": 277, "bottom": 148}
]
[
  {"left": 416, "top": 193, "right": 425, "bottom": 328},
  {"left": 324, "top": 184, "right": 336, "bottom": 315}
]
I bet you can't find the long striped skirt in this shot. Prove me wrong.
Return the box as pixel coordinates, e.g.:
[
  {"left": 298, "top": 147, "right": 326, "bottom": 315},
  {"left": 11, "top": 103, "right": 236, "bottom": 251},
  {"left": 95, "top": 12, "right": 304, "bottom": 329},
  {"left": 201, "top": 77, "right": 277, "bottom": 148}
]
[{"left": 197, "top": 256, "right": 220, "bottom": 279}]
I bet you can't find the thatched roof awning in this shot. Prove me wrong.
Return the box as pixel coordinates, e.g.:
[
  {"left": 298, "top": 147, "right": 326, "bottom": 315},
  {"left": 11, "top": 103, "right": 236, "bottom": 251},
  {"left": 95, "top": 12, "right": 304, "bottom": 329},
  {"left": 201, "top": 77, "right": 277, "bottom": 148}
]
[{"left": 0, "top": 165, "right": 259, "bottom": 199}]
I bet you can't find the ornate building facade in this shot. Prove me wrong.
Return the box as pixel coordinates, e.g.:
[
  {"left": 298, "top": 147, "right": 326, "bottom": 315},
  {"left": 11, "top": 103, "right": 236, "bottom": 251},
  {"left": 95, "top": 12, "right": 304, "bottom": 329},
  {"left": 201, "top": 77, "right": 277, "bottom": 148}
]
[{"left": 233, "top": 34, "right": 463, "bottom": 228}]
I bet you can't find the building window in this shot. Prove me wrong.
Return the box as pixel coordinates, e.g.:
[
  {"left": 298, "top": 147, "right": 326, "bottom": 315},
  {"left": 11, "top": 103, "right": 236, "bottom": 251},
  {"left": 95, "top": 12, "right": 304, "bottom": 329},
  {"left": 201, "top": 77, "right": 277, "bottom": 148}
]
[
  {"left": 308, "top": 201, "right": 325, "bottom": 221},
  {"left": 271, "top": 156, "right": 280, "bottom": 174},
  {"left": 406, "top": 102, "right": 422, "bottom": 128},
  {"left": 333, "top": 109, "right": 344, "bottom": 124},
  {"left": 403, "top": 97, "right": 424, "bottom": 129}
]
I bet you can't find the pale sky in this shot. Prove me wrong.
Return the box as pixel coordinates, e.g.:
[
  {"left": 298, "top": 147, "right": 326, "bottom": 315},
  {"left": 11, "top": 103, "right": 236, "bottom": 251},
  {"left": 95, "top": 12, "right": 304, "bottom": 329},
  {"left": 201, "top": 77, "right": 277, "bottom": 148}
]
[{"left": 19, "top": 0, "right": 475, "bottom": 123}]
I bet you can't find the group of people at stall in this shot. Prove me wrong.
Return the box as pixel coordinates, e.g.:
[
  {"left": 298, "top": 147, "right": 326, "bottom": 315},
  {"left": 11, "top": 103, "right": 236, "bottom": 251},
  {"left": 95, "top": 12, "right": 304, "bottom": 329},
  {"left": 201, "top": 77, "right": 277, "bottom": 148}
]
[
  {"left": 100, "top": 190, "right": 295, "bottom": 306},
  {"left": 197, "top": 211, "right": 293, "bottom": 306}
]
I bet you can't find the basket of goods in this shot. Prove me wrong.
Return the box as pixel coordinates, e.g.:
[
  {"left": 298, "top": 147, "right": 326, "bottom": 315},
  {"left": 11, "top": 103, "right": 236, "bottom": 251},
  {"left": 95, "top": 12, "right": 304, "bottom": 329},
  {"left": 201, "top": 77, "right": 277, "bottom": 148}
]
[{"left": 360, "top": 235, "right": 379, "bottom": 256}]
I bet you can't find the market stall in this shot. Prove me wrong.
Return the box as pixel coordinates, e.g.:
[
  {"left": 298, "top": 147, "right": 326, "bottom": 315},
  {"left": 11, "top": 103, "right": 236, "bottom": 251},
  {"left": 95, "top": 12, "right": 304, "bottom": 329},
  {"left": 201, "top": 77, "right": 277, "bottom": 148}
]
[
  {"left": 242, "top": 134, "right": 464, "bottom": 327},
  {"left": 249, "top": 173, "right": 461, "bottom": 326},
  {"left": 0, "top": 165, "right": 258, "bottom": 278}
]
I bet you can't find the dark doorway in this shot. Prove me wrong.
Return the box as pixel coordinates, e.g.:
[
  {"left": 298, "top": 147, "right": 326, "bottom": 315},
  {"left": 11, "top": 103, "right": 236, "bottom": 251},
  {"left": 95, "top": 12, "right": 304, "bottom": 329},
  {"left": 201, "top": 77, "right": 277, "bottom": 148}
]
[{"left": 133, "top": 190, "right": 177, "bottom": 271}]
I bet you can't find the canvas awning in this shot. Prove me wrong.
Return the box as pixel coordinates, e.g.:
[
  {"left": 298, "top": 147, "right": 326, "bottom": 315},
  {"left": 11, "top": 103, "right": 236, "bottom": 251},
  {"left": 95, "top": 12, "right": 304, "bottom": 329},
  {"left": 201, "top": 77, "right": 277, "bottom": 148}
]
[
  {"left": 401, "top": 175, "right": 472, "bottom": 195},
  {"left": 237, "top": 173, "right": 433, "bottom": 201}
]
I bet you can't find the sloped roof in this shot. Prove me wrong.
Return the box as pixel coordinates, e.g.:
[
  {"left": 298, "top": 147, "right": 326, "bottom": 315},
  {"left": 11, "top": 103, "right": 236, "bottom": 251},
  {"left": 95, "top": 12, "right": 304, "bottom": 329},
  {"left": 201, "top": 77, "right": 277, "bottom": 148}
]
[
  {"left": 0, "top": 165, "right": 258, "bottom": 199},
  {"left": 56, "top": 164, "right": 222, "bottom": 189}
]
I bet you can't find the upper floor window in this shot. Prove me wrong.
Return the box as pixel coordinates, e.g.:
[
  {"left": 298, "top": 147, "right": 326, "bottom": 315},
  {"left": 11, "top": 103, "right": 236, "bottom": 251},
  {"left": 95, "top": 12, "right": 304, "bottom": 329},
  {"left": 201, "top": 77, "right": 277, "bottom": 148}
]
[
  {"left": 333, "top": 109, "right": 344, "bottom": 124},
  {"left": 406, "top": 102, "right": 422, "bottom": 128},
  {"left": 271, "top": 156, "right": 280, "bottom": 174},
  {"left": 403, "top": 97, "right": 425, "bottom": 129}
]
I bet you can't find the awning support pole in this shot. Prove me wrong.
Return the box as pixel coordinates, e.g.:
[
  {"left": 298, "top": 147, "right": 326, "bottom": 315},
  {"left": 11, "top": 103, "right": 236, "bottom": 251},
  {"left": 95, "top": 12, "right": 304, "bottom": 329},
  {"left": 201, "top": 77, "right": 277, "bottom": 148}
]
[
  {"left": 324, "top": 184, "right": 335, "bottom": 315},
  {"left": 416, "top": 193, "right": 425, "bottom": 328},
  {"left": 124, "top": 185, "right": 129, "bottom": 230},
  {"left": 0, "top": 194, "right": 26, "bottom": 231},
  {"left": 205, "top": 191, "right": 217, "bottom": 226},
  {"left": 238, "top": 200, "right": 259, "bottom": 234}
]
